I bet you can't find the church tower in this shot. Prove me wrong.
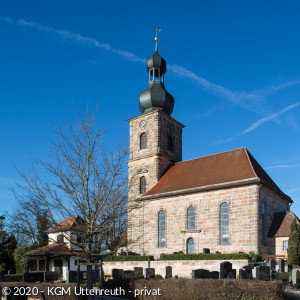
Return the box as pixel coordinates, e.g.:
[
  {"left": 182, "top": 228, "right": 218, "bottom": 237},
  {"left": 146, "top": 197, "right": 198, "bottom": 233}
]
[{"left": 127, "top": 38, "right": 185, "bottom": 202}]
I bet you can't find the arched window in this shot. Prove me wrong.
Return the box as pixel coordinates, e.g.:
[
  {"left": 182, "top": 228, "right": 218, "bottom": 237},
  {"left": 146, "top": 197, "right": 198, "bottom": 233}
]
[
  {"left": 187, "top": 206, "right": 195, "bottom": 229},
  {"left": 186, "top": 238, "right": 194, "bottom": 254},
  {"left": 167, "top": 135, "right": 173, "bottom": 152},
  {"left": 262, "top": 202, "right": 266, "bottom": 244},
  {"left": 220, "top": 202, "right": 229, "bottom": 245},
  {"left": 140, "top": 133, "right": 147, "bottom": 150},
  {"left": 140, "top": 176, "right": 146, "bottom": 194},
  {"left": 158, "top": 210, "right": 166, "bottom": 247}
]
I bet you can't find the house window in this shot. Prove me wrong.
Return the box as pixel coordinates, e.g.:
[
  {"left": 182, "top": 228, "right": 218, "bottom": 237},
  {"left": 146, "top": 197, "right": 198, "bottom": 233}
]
[
  {"left": 140, "top": 176, "right": 146, "bottom": 194},
  {"left": 29, "top": 260, "right": 37, "bottom": 271},
  {"left": 220, "top": 202, "right": 229, "bottom": 245},
  {"left": 262, "top": 202, "right": 266, "bottom": 244},
  {"left": 39, "top": 260, "right": 46, "bottom": 271},
  {"left": 57, "top": 234, "right": 64, "bottom": 243},
  {"left": 186, "top": 238, "right": 194, "bottom": 254},
  {"left": 187, "top": 206, "right": 195, "bottom": 229},
  {"left": 140, "top": 133, "right": 147, "bottom": 150},
  {"left": 167, "top": 135, "right": 173, "bottom": 152},
  {"left": 283, "top": 240, "right": 288, "bottom": 251},
  {"left": 158, "top": 210, "right": 166, "bottom": 247}
]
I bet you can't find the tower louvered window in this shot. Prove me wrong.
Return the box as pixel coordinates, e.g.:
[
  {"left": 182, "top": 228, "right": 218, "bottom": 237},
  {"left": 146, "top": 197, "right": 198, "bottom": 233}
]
[
  {"left": 140, "top": 133, "right": 147, "bottom": 150},
  {"left": 140, "top": 176, "right": 146, "bottom": 194}
]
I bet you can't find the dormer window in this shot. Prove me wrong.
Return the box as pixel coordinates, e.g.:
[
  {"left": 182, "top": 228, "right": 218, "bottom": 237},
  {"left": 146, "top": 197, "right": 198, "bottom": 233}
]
[{"left": 57, "top": 234, "right": 64, "bottom": 243}]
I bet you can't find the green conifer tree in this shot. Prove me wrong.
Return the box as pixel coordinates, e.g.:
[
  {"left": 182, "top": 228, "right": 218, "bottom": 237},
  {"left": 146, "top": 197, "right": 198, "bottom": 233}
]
[{"left": 287, "top": 219, "right": 300, "bottom": 266}]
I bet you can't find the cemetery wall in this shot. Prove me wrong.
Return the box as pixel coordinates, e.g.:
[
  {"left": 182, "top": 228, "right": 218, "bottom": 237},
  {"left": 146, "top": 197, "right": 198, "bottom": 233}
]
[{"left": 102, "top": 259, "right": 248, "bottom": 278}]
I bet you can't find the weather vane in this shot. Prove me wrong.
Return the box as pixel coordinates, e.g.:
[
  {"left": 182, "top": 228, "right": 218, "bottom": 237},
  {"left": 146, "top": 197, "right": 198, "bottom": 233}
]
[{"left": 155, "top": 28, "right": 162, "bottom": 51}]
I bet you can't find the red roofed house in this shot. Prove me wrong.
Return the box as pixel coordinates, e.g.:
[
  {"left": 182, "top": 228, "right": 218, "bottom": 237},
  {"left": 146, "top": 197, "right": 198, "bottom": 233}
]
[
  {"left": 25, "top": 216, "right": 93, "bottom": 282},
  {"left": 267, "top": 211, "right": 300, "bottom": 257},
  {"left": 127, "top": 47, "right": 297, "bottom": 259}
]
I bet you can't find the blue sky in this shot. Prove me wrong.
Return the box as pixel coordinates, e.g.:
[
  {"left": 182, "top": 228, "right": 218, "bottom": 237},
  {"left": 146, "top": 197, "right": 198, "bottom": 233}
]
[{"left": 1, "top": 0, "right": 300, "bottom": 216}]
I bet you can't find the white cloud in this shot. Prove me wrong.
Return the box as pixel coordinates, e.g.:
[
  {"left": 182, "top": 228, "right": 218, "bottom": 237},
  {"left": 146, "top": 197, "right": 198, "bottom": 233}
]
[
  {"left": 286, "top": 187, "right": 300, "bottom": 194},
  {"left": 3, "top": 16, "right": 300, "bottom": 130},
  {"left": 215, "top": 101, "right": 300, "bottom": 144},
  {"left": 265, "top": 163, "right": 300, "bottom": 170}
]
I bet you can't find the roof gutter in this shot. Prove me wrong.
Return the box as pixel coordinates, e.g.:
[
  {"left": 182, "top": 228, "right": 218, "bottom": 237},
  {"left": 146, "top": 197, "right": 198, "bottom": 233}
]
[{"left": 136, "top": 177, "right": 260, "bottom": 201}]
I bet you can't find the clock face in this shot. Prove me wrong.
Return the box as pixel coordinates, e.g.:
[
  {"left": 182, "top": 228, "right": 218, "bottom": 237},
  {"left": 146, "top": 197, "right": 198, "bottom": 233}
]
[
  {"left": 140, "top": 120, "right": 147, "bottom": 130},
  {"left": 168, "top": 122, "right": 175, "bottom": 133}
]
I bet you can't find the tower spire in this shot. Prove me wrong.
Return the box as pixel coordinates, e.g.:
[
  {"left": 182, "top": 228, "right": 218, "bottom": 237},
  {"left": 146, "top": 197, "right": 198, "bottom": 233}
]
[
  {"left": 139, "top": 31, "right": 174, "bottom": 116},
  {"left": 155, "top": 28, "right": 162, "bottom": 51}
]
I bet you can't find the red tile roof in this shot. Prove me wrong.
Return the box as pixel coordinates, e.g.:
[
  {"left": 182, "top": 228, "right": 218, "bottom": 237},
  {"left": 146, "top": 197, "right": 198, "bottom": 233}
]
[
  {"left": 24, "top": 243, "right": 85, "bottom": 257},
  {"left": 47, "top": 216, "right": 88, "bottom": 233},
  {"left": 144, "top": 148, "right": 291, "bottom": 201},
  {"left": 267, "top": 211, "right": 300, "bottom": 237}
]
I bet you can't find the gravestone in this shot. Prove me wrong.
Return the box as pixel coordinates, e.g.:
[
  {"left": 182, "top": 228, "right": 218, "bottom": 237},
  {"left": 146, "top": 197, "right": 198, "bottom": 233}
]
[
  {"left": 145, "top": 268, "right": 155, "bottom": 278},
  {"left": 292, "top": 269, "right": 300, "bottom": 284},
  {"left": 112, "top": 268, "right": 124, "bottom": 280},
  {"left": 228, "top": 269, "right": 236, "bottom": 279},
  {"left": 284, "top": 263, "right": 292, "bottom": 273},
  {"left": 254, "top": 266, "right": 270, "bottom": 281},
  {"left": 208, "top": 271, "right": 219, "bottom": 279},
  {"left": 192, "top": 269, "right": 209, "bottom": 279},
  {"left": 278, "top": 259, "right": 285, "bottom": 272},
  {"left": 275, "top": 272, "right": 289, "bottom": 282},
  {"left": 239, "top": 268, "right": 252, "bottom": 279},
  {"left": 165, "top": 266, "right": 172, "bottom": 278},
  {"left": 134, "top": 267, "right": 143, "bottom": 277},
  {"left": 220, "top": 261, "right": 232, "bottom": 278},
  {"left": 124, "top": 270, "right": 135, "bottom": 279},
  {"left": 268, "top": 259, "right": 276, "bottom": 270}
]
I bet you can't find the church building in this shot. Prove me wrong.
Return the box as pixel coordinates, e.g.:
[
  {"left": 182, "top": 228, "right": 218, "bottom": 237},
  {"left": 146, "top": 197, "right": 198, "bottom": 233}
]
[{"left": 127, "top": 42, "right": 296, "bottom": 259}]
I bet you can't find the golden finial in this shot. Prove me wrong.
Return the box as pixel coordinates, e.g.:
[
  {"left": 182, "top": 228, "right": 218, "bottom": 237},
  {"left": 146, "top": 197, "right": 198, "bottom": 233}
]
[{"left": 155, "top": 28, "right": 162, "bottom": 51}]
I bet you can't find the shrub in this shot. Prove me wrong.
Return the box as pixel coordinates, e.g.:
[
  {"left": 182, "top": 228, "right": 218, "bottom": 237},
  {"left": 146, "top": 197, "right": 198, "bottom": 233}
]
[
  {"left": 103, "top": 255, "right": 154, "bottom": 261},
  {"left": 159, "top": 253, "right": 249, "bottom": 261},
  {"left": 14, "top": 248, "right": 29, "bottom": 273},
  {"left": 248, "top": 251, "right": 262, "bottom": 262},
  {"left": 166, "top": 274, "right": 172, "bottom": 279},
  {"left": 155, "top": 274, "right": 163, "bottom": 278}
]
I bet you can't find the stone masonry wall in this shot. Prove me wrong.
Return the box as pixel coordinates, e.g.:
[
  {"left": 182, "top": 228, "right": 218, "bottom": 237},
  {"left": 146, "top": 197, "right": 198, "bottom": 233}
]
[
  {"left": 127, "top": 110, "right": 184, "bottom": 252},
  {"left": 258, "top": 186, "right": 290, "bottom": 255},
  {"left": 128, "top": 184, "right": 260, "bottom": 258}
]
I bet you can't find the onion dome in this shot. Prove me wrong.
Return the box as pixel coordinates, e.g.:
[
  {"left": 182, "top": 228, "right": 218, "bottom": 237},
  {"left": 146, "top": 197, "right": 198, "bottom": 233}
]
[
  {"left": 139, "top": 81, "right": 174, "bottom": 115},
  {"left": 147, "top": 50, "right": 166, "bottom": 75},
  {"left": 139, "top": 47, "right": 174, "bottom": 116}
]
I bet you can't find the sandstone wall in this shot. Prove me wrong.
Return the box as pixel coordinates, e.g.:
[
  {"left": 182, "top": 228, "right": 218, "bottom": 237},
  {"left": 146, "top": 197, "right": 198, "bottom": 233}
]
[
  {"left": 102, "top": 259, "right": 248, "bottom": 278},
  {"left": 128, "top": 185, "right": 260, "bottom": 258}
]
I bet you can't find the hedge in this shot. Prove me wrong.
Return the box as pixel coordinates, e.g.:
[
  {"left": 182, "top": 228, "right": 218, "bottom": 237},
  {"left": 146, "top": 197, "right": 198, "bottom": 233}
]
[
  {"left": 104, "top": 278, "right": 284, "bottom": 300},
  {"left": 103, "top": 255, "right": 154, "bottom": 261},
  {"left": 159, "top": 253, "right": 249, "bottom": 260}
]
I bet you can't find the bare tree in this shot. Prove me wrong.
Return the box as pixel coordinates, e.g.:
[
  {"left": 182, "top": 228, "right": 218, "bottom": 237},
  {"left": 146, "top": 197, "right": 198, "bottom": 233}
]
[{"left": 11, "top": 108, "right": 130, "bottom": 260}]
